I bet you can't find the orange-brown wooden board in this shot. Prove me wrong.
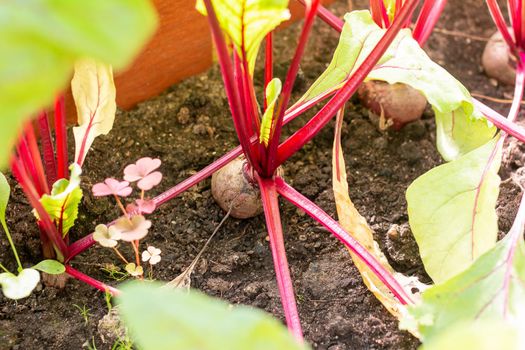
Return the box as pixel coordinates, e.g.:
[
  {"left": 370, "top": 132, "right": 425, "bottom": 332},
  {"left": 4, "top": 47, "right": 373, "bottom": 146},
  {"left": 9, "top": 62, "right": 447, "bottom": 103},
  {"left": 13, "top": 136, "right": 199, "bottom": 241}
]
[{"left": 64, "top": 0, "right": 334, "bottom": 123}]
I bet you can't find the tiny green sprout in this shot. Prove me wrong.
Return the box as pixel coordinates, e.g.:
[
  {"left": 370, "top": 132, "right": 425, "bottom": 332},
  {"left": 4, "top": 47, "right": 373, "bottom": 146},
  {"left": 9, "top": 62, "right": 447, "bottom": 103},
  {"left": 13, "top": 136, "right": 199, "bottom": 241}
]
[
  {"left": 104, "top": 290, "right": 113, "bottom": 312},
  {"left": 73, "top": 303, "right": 92, "bottom": 325},
  {"left": 125, "top": 263, "right": 143, "bottom": 277}
]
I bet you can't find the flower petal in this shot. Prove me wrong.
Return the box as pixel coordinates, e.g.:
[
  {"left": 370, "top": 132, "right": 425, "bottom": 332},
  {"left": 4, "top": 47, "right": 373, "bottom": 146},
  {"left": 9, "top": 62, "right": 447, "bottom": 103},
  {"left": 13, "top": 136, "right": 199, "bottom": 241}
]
[
  {"left": 149, "top": 255, "right": 161, "bottom": 265},
  {"left": 123, "top": 164, "right": 142, "bottom": 182},
  {"left": 142, "top": 250, "right": 151, "bottom": 262},
  {"left": 137, "top": 171, "right": 163, "bottom": 191}
]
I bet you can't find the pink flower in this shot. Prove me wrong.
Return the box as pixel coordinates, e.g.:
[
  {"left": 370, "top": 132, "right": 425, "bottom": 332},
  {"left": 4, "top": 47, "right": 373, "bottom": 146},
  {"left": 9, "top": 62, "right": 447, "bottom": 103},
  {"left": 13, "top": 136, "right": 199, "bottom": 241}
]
[
  {"left": 123, "top": 157, "right": 163, "bottom": 191},
  {"left": 126, "top": 199, "right": 156, "bottom": 215},
  {"left": 92, "top": 178, "right": 132, "bottom": 197},
  {"left": 113, "top": 215, "right": 151, "bottom": 241}
]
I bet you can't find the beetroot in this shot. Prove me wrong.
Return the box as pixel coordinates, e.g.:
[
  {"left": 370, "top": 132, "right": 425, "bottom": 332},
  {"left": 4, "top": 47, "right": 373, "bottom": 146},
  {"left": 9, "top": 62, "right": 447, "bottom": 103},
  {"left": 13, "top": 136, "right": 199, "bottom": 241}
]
[
  {"left": 481, "top": 30, "right": 517, "bottom": 85},
  {"left": 357, "top": 80, "right": 427, "bottom": 130},
  {"left": 211, "top": 157, "right": 263, "bottom": 219}
]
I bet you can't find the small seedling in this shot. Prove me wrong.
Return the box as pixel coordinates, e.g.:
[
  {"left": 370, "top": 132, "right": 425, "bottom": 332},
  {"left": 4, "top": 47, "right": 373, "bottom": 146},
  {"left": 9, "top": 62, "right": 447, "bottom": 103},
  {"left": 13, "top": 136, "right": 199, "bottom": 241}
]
[
  {"left": 91, "top": 157, "right": 163, "bottom": 280},
  {"left": 73, "top": 304, "right": 92, "bottom": 325}
]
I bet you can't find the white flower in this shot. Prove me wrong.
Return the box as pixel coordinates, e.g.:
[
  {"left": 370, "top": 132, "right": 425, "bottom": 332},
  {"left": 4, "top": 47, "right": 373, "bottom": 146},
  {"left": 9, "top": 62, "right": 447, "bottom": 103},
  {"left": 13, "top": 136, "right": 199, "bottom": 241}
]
[
  {"left": 93, "top": 224, "right": 121, "bottom": 248},
  {"left": 125, "top": 263, "right": 143, "bottom": 277},
  {"left": 142, "top": 246, "right": 161, "bottom": 265},
  {"left": 114, "top": 215, "right": 151, "bottom": 242}
]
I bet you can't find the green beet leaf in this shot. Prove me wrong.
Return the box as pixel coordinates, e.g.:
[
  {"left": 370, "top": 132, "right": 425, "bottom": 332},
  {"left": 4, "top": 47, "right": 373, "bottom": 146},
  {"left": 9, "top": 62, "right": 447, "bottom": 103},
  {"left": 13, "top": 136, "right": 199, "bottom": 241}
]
[
  {"left": 259, "top": 78, "right": 282, "bottom": 147},
  {"left": 406, "top": 137, "right": 501, "bottom": 283},
  {"left": 32, "top": 260, "right": 65, "bottom": 275},
  {"left": 0, "top": 0, "right": 158, "bottom": 169},
  {"left": 404, "top": 197, "right": 525, "bottom": 344},
  {"left": 118, "top": 282, "right": 309, "bottom": 350},
  {"left": 196, "top": 0, "right": 290, "bottom": 74},
  {"left": 420, "top": 320, "right": 524, "bottom": 350},
  {"left": 39, "top": 164, "right": 83, "bottom": 236},
  {"left": 298, "top": 10, "right": 495, "bottom": 161}
]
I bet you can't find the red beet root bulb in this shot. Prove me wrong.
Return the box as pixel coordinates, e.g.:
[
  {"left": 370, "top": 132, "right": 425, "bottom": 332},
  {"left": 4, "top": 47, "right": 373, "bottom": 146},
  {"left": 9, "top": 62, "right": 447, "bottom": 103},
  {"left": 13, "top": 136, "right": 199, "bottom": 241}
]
[
  {"left": 357, "top": 80, "right": 427, "bottom": 130},
  {"left": 211, "top": 157, "right": 263, "bottom": 219},
  {"left": 481, "top": 30, "right": 517, "bottom": 86}
]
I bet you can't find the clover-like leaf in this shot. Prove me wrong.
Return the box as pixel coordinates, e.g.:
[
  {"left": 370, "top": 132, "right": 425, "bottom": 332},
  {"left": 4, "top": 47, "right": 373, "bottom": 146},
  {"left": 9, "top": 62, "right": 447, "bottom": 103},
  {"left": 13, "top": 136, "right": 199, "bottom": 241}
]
[{"left": 0, "top": 269, "right": 40, "bottom": 300}]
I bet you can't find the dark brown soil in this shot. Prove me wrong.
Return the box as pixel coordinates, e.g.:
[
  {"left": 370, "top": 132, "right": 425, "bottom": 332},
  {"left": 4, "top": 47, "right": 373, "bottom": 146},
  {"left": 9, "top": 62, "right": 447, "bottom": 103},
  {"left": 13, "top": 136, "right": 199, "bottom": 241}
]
[{"left": 0, "top": 1, "right": 522, "bottom": 349}]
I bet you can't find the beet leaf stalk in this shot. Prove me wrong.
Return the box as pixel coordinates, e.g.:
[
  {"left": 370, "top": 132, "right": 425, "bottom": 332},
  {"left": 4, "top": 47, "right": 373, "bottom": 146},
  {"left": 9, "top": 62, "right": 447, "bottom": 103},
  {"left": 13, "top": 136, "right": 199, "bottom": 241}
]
[{"left": 72, "top": 0, "right": 422, "bottom": 339}]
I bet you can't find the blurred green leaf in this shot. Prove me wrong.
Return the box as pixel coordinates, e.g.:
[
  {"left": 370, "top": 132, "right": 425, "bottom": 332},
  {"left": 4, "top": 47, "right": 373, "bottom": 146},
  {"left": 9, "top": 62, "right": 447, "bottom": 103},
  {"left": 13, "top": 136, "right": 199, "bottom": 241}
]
[
  {"left": 420, "top": 320, "right": 524, "bottom": 350},
  {"left": 0, "top": 172, "right": 11, "bottom": 225},
  {"left": 119, "top": 282, "right": 308, "bottom": 350},
  {"left": 0, "top": 0, "right": 157, "bottom": 169}
]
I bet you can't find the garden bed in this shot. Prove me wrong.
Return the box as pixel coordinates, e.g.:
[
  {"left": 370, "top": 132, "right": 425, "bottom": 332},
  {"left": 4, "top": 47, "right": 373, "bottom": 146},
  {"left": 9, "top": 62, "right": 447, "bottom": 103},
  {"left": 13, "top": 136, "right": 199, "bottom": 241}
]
[{"left": 0, "top": 0, "right": 521, "bottom": 348}]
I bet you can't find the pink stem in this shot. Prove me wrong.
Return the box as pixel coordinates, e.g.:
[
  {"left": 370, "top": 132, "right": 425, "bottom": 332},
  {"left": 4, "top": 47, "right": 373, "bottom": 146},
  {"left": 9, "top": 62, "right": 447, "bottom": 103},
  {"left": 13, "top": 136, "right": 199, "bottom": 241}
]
[
  {"left": 412, "top": 0, "right": 447, "bottom": 46},
  {"left": 276, "top": 0, "right": 420, "bottom": 167},
  {"left": 201, "top": 0, "right": 261, "bottom": 173},
  {"left": 16, "top": 137, "right": 45, "bottom": 197},
  {"left": 370, "top": 0, "right": 385, "bottom": 27},
  {"left": 257, "top": 176, "right": 303, "bottom": 341},
  {"left": 68, "top": 96, "right": 328, "bottom": 260},
  {"left": 486, "top": 0, "right": 517, "bottom": 54},
  {"left": 297, "top": 0, "right": 344, "bottom": 33},
  {"left": 23, "top": 123, "right": 49, "bottom": 195},
  {"left": 474, "top": 100, "right": 525, "bottom": 143},
  {"left": 11, "top": 158, "right": 69, "bottom": 259},
  {"left": 265, "top": 0, "right": 320, "bottom": 176},
  {"left": 378, "top": 0, "right": 391, "bottom": 28},
  {"left": 274, "top": 177, "right": 413, "bottom": 305},
  {"left": 66, "top": 234, "right": 96, "bottom": 262},
  {"left": 54, "top": 95, "right": 68, "bottom": 179},
  {"left": 264, "top": 32, "right": 274, "bottom": 109},
  {"left": 65, "top": 265, "right": 120, "bottom": 296},
  {"left": 37, "top": 112, "right": 58, "bottom": 188}
]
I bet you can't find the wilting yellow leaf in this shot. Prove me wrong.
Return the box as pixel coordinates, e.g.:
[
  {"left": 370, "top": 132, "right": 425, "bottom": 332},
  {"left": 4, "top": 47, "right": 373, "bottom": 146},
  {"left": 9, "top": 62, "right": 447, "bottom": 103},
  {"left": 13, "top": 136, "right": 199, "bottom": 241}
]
[
  {"left": 71, "top": 59, "right": 116, "bottom": 165},
  {"left": 332, "top": 108, "right": 426, "bottom": 330}
]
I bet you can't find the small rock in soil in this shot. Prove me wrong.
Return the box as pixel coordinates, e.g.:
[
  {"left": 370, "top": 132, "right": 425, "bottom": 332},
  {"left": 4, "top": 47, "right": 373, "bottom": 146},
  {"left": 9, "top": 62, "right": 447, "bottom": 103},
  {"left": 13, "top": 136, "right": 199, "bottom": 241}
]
[{"left": 384, "top": 223, "right": 422, "bottom": 269}]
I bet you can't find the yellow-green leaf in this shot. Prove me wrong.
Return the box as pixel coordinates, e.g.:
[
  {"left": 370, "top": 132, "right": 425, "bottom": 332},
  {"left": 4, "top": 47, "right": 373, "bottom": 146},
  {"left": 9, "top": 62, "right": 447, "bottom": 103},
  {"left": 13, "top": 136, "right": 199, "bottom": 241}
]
[
  {"left": 404, "top": 200, "right": 525, "bottom": 345},
  {"left": 259, "top": 78, "right": 282, "bottom": 147},
  {"left": 39, "top": 164, "right": 83, "bottom": 236},
  {"left": 196, "top": 0, "right": 290, "bottom": 73},
  {"left": 72, "top": 59, "right": 116, "bottom": 165}
]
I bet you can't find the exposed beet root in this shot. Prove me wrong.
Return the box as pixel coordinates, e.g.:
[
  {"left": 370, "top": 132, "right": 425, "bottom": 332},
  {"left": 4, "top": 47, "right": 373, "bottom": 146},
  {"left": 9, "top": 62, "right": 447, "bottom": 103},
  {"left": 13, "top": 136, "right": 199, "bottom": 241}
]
[
  {"left": 357, "top": 80, "right": 427, "bottom": 130},
  {"left": 482, "top": 30, "right": 516, "bottom": 85},
  {"left": 211, "top": 157, "right": 263, "bottom": 219}
]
